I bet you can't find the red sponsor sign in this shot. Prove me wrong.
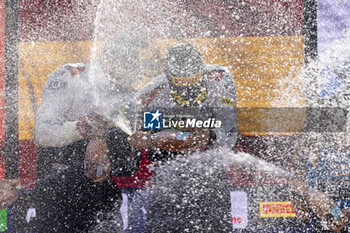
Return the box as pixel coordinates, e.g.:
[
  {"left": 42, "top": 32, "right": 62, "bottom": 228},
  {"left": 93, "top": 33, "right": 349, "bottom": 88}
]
[{"left": 260, "top": 201, "right": 296, "bottom": 218}]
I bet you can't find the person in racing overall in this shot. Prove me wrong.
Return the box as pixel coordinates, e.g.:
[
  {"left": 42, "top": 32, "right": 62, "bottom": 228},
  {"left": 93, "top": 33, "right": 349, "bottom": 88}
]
[
  {"left": 0, "top": 179, "right": 19, "bottom": 210},
  {"left": 127, "top": 42, "right": 238, "bottom": 232},
  {"left": 290, "top": 60, "right": 350, "bottom": 232},
  {"left": 29, "top": 32, "right": 158, "bottom": 232}
]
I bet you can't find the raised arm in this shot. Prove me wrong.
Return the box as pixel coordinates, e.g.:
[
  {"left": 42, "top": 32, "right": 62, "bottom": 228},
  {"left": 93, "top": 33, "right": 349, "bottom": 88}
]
[
  {"left": 210, "top": 67, "right": 238, "bottom": 148},
  {"left": 34, "top": 65, "right": 85, "bottom": 147}
]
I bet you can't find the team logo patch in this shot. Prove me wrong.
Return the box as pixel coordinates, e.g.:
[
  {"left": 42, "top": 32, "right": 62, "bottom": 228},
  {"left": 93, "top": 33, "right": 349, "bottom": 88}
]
[
  {"left": 143, "top": 110, "right": 162, "bottom": 129},
  {"left": 207, "top": 71, "right": 224, "bottom": 82},
  {"left": 66, "top": 65, "right": 87, "bottom": 76},
  {"left": 47, "top": 79, "right": 67, "bottom": 90},
  {"left": 172, "top": 72, "right": 202, "bottom": 86},
  {"left": 259, "top": 201, "right": 296, "bottom": 218},
  {"left": 221, "top": 97, "right": 236, "bottom": 106}
]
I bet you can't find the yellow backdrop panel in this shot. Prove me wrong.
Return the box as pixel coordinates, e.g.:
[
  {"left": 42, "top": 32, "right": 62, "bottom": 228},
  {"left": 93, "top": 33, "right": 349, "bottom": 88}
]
[{"left": 18, "top": 36, "right": 304, "bottom": 140}]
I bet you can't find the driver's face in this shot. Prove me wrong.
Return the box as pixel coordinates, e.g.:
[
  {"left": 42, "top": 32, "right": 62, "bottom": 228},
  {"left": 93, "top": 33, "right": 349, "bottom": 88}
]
[{"left": 101, "top": 58, "right": 141, "bottom": 89}]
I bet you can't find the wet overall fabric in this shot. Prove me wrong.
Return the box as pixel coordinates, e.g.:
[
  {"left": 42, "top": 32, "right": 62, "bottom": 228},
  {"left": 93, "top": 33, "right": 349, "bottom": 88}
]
[
  {"left": 32, "top": 128, "right": 138, "bottom": 233},
  {"left": 145, "top": 150, "right": 232, "bottom": 233}
]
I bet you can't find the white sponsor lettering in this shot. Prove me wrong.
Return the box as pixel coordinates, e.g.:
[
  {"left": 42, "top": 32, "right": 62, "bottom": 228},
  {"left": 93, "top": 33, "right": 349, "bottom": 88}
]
[
  {"left": 26, "top": 208, "right": 36, "bottom": 223},
  {"left": 120, "top": 193, "right": 129, "bottom": 230},
  {"left": 230, "top": 191, "right": 248, "bottom": 229}
]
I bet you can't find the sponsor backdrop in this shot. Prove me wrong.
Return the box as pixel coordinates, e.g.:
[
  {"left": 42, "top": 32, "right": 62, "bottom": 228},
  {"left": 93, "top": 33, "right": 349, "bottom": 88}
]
[
  {"left": 0, "top": 0, "right": 313, "bottom": 232},
  {"left": 15, "top": 0, "right": 305, "bottom": 189}
]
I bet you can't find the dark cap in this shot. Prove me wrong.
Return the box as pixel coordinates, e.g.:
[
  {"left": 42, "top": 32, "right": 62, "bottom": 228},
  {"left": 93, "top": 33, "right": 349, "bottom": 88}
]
[
  {"left": 100, "top": 31, "right": 149, "bottom": 71},
  {"left": 164, "top": 43, "right": 204, "bottom": 78}
]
